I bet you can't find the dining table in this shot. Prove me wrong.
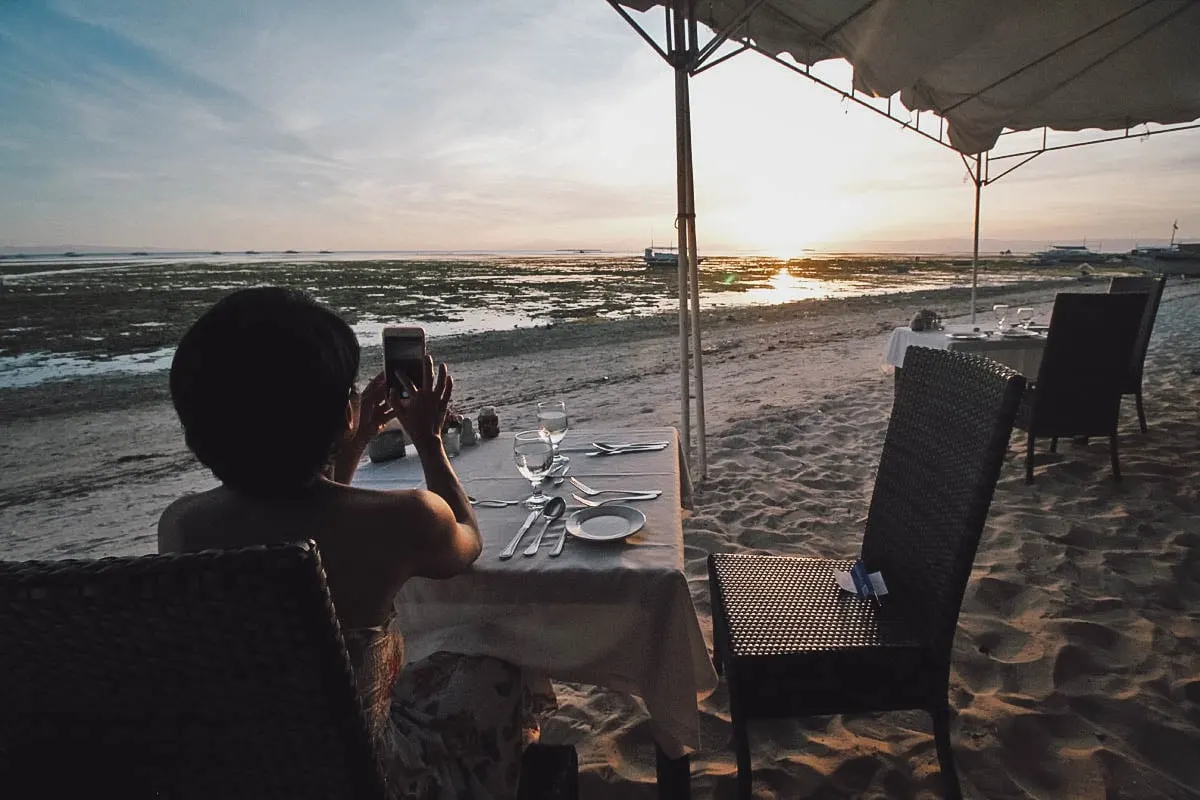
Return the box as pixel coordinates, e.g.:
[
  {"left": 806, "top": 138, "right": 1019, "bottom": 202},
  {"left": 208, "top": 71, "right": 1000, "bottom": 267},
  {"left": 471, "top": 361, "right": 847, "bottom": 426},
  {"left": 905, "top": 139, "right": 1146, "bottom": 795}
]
[
  {"left": 885, "top": 322, "right": 1047, "bottom": 380},
  {"left": 352, "top": 426, "right": 717, "bottom": 798}
]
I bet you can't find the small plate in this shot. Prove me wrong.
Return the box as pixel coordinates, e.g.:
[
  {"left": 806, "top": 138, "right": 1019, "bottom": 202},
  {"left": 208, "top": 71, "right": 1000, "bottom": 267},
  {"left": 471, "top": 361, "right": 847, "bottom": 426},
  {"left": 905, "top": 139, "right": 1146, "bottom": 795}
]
[
  {"left": 946, "top": 332, "right": 988, "bottom": 340},
  {"left": 566, "top": 505, "right": 646, "bottom": 542}
]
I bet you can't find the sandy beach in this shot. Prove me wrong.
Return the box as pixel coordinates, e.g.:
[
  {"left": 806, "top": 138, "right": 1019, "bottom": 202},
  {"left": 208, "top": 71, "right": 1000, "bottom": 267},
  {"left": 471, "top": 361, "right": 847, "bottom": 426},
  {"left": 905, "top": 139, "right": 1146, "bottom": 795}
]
[{"left": 2, "top": 277, "right": 1198, "bottom": 798}]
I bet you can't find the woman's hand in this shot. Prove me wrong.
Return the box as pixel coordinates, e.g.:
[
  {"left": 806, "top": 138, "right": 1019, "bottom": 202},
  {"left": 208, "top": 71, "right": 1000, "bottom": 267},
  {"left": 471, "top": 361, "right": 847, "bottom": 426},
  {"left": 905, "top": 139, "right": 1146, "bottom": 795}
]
[
  {"left": 390, "top": 355, "right": 453, "bottom": 445},
  {"left": 354, "top": 372, "right": 395, "bottom": 445}
]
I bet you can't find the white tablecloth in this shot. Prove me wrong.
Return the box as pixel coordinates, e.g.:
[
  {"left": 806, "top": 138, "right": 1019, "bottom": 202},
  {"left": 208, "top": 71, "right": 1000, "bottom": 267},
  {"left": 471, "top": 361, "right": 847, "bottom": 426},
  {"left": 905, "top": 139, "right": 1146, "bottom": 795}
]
[
  {"left": 885, "top": 323, "right": 1047, "bottom": 377},
  {"left": 352, "top": 428, "right": 714, "bottom": 758}
]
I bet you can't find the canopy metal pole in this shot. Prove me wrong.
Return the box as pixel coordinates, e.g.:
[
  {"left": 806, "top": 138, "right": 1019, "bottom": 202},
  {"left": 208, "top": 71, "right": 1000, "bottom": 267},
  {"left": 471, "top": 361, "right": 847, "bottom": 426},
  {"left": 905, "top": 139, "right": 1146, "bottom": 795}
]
[
  {"left": 970, "top": 153, "right": 983, "bottom": 324},
  {"left": 681, "top": 3, "right": 707, "bottom": 477},
  {"left": 670, "top": 1, "right": 692, "bottom": 461}
]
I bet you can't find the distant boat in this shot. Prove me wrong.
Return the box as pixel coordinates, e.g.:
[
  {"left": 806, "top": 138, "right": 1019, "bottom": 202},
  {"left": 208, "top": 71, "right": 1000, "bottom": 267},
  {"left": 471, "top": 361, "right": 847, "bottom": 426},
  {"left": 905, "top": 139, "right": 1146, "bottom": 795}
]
[
  {"left": 643, "top": 241, "right": 704, "bottom": 267},
  {"left": 63, "top": 251, "right": 79, "bottom": 257},
  {"left": 130, "top": 251, "right": 148, "bottom": 256},
  {"left": 284, "top": 249, "right": 298, "bottom": 254},
  {"left": 1031, "top": 244, "right": 1096, "bottom": 265},
  {"left": 210, "top": 251, "right": 223, "bottom": 255},
  {"left": 643, "top": 246, "right": 678, "bottom": 266},
  {"left": 245, "top": 250, "right": 259, "bottom": 255},
  {"left": 319, "top": 250, "right": 333, "bottom": 254}
]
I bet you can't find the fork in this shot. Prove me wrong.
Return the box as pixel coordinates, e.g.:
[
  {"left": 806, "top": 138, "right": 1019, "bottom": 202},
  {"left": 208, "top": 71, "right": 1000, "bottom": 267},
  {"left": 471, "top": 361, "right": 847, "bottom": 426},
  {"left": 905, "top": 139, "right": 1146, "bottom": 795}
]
[
  {"left": 570, "top": 477, "right": 661, "bottom": 497},
  {"left": 571, "top": 492, "right": 661, "bottom": 507}
]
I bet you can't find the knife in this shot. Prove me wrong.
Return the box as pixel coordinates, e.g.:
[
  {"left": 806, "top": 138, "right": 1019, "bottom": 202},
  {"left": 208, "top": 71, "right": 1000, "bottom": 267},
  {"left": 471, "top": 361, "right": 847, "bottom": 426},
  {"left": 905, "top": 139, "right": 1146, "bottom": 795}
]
[{"left": 499, "top": 510, "right": 539, "bottom": 560}]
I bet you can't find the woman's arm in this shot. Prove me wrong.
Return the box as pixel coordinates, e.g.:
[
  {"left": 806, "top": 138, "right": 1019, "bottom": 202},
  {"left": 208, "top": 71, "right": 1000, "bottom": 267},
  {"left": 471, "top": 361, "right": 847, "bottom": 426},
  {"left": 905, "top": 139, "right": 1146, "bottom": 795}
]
[{"left": 393, "top": 357, "right": 482, "bottom": 575}]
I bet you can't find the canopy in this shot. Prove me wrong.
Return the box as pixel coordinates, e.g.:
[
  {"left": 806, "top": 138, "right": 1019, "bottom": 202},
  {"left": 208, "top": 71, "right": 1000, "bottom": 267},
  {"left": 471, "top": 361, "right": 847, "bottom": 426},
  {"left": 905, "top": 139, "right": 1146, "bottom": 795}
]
[
  {"left": 619, "top": 0, "right": 1200, "bottom": 154},
  {"left": 610, "top": 0, "right": 1200, "bottom": 478}
]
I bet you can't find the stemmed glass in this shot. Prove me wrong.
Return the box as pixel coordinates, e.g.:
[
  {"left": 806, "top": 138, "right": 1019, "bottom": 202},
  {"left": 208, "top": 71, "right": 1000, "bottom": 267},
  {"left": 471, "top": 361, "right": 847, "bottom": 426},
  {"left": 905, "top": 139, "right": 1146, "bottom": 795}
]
[
  {"left": 1016, "top": 307, "right": 1035, "bottom": 328},
  {"left": 992, "top": 303, "right": 1010, "bottom": 333},
  {"left": 513, "top": 430, "right": 554, "bottom": 509},
  {"left": 536, "top": 400, "right": 569, "bottom": 466}
]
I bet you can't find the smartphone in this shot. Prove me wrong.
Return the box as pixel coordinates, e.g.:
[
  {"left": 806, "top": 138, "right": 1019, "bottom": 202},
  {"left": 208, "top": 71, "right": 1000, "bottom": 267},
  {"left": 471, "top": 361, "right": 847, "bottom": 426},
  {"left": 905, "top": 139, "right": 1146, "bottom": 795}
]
[{"left": 382, "top": 326, "right": 427, "bottom": 397}]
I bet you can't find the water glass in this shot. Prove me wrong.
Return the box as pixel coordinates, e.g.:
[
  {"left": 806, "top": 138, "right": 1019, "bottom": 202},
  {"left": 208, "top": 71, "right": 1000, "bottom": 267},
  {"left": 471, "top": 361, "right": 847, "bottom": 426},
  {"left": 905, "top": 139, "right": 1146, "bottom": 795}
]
[
  {"left": 536, "top": 400, "right": 569, "bottom": 465},
  {"left": 1016, "top": 307, "right": 1035, "bottom": 328},
  {"left": 513, "top": 430, "right": 554, "bottom": 509},
  {"left": 992, "top": 303, "right": 1010, "bottom": 332}
]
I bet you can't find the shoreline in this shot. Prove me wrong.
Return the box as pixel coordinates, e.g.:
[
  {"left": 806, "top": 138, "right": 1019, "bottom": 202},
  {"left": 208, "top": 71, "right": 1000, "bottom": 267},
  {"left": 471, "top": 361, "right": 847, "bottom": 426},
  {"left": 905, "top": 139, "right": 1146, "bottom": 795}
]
[{"left": 0, "top": 277, "right": 1081, "bottom": 421}]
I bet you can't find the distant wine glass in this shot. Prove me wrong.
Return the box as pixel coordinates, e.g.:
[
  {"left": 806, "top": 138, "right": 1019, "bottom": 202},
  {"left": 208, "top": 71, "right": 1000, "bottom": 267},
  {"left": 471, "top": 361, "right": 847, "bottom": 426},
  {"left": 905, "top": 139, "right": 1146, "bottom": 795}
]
[
  {"left": 992, "top": 304, "right": 1010, "bottom": 332},
  {"left": 1016, "top": 307, "right": 1035, "bottom": 328},
  {"left": 537, "top": 400, "right": 569, "bottom": 466},
  {"left": 513, "top": 430, "right": 554, "bottom": 509}
]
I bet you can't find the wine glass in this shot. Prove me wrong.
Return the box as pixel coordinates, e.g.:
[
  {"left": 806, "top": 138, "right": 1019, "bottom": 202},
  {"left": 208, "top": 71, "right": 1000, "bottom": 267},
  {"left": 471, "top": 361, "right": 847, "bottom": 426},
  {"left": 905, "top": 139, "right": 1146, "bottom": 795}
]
[
  {"left": 1016, "top": 307, "right": 1035, "bottom": 328},
  {"left": 537, "top": 400, "right": 569, "bottom": 466},
  {"left": 513, "top": 430, "right": 554, "bottom": 509},
  {"left": 992, "top": 303, "right": 1010, "bottom": 332}
]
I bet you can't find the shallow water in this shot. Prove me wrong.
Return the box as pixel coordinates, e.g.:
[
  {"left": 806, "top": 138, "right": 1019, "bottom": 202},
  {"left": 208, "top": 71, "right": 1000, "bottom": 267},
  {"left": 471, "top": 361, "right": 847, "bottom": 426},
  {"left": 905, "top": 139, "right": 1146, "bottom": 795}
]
[{"left": 0, "top": 251, "right": 1060, "bottom": 388}]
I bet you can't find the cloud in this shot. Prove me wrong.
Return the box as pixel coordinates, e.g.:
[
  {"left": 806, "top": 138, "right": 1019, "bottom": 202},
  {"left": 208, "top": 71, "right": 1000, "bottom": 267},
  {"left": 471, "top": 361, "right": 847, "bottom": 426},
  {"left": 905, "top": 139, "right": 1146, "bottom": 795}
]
[{"left": 1, "top": 0, "right": 1198, "bottom": 250}]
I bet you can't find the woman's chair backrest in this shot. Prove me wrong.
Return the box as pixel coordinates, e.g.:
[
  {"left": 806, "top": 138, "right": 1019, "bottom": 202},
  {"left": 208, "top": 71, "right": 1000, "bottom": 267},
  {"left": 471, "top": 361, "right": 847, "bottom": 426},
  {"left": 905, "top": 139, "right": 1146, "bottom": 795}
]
[
  {"left": 1030, "top": 292, "right": 1147, "bottom": 435},
  {"left": 1108, "top": 275, "right": 1166, "bottom": 390},
  {"left": 0, "top": 541, "right": 387, "bottom": 800},
  {"left": 862, "top": 347, "right": 1025, "bottom": 656}
]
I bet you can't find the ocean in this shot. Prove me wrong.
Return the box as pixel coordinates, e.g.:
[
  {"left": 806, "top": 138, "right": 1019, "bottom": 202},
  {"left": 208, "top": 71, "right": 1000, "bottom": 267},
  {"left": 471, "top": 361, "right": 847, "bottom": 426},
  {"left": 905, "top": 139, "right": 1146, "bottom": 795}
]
[{"left": 0, "top": 250, "right": 1056, "bottom": 389}]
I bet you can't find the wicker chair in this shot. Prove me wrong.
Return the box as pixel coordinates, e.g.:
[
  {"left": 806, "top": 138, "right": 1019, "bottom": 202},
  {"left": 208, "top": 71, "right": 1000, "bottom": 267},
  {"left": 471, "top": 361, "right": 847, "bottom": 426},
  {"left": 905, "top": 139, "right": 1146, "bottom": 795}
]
[
  {"left": 708, "top": 347, "right": 1025, "bottom": 800},
  {"left": 1108, "top": 274, "right": 1166, "bottom": 432},
  {"left": 1014, "top": 292, "right": 1147, "bottom": 484},
  {"left": 0, "top": 541, "right": 576, "bottom": 800}
]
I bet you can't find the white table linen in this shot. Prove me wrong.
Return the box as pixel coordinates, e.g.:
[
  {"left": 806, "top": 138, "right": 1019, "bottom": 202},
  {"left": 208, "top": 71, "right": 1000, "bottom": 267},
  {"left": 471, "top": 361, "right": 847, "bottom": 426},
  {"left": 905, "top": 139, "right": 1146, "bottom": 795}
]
[
  {"left": 352, "top": 428, "right": 714, "bottom": 758},
  {"left": 885, "top": 323, "right": 1046, "bottom": 376}
]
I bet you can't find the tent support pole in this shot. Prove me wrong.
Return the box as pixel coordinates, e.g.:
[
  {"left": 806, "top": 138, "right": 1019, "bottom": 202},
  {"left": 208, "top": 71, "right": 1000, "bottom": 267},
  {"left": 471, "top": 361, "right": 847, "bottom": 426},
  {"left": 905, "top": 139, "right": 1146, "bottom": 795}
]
[
  {"left": 970, "top": 153, "right": 982, "bottom": 325},
  {"left": 671, "top": 1, "right": 692, "bottom": 465},
  {"left": 682, "top": 29, "right": 707, "bottom": 478}
]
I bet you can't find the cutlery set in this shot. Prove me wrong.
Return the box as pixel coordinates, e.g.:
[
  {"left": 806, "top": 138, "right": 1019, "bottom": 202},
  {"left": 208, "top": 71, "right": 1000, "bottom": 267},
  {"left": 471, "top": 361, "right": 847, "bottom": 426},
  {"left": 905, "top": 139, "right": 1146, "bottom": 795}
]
[{"left": 496, "top": 477, "right": 663, "bottom": 558}]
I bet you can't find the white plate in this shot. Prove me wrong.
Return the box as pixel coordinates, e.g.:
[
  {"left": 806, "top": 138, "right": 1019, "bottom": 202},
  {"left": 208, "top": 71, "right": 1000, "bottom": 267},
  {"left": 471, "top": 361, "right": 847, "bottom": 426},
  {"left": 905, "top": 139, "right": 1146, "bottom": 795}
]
[
  {"left": 946, "top": 332, "right": 988, "bottom": 340},
  {"left": 566, "top": 505, "right": 647, "bottom": 542}
]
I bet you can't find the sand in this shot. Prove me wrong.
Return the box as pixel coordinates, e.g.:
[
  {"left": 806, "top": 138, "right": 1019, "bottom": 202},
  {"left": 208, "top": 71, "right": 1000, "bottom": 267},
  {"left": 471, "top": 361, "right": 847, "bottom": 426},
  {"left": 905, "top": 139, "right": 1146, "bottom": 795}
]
[{"left": 2, "top": 277, "right": 1199, "bottom": 798}]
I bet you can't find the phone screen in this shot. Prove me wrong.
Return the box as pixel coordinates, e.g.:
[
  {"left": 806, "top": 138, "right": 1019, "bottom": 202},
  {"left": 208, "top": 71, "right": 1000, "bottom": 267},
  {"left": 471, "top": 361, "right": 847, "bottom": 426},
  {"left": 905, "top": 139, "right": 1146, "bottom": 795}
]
[{"left": 384, "top": 332, "right": 426, "bottom": 394}]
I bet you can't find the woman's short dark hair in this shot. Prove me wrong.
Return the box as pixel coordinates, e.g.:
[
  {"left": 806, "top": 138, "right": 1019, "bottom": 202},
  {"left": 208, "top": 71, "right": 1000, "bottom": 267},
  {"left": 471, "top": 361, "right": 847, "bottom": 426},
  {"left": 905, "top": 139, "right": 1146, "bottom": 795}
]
[{"left": 170, "top": 287, "right": 360, "bottom": 496}]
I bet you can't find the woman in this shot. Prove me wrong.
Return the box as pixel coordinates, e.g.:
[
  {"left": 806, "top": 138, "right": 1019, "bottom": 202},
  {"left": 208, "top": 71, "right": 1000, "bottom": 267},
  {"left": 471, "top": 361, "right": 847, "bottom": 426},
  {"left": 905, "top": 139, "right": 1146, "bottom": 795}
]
[{"left": 159, "top": 287, "right": 541, "bottom": 798}]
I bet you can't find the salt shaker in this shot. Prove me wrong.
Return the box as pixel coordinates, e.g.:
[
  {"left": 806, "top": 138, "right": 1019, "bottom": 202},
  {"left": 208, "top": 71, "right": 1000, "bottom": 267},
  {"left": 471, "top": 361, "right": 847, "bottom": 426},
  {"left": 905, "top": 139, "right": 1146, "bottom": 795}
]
[
  {"left": 460, "top": 416, "right": 478, "bottom": 445},
  {"left": 443, "top": 426, "right": 461, "bottom": 457}
]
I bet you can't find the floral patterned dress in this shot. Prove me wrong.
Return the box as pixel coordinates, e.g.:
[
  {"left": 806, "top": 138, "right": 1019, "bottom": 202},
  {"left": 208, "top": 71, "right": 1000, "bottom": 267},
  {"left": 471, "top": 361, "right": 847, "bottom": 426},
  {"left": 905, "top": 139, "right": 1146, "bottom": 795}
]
[{"left": 344, "top": 619, "right": 551, "bottom": 799}]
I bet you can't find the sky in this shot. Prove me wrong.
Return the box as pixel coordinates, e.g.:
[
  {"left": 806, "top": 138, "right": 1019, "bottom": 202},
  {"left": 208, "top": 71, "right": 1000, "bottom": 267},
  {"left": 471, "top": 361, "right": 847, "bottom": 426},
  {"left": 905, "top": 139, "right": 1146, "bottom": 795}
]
[{"left": 1, "top": 0, "right": 1198, "bottom": 255}]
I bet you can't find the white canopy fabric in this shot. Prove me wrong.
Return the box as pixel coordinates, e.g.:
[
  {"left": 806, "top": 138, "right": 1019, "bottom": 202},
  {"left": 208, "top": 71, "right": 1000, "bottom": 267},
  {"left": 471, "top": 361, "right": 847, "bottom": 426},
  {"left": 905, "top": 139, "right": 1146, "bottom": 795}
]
[{"left": 619, "top": 0, "right": 1200, "bottom": 154}]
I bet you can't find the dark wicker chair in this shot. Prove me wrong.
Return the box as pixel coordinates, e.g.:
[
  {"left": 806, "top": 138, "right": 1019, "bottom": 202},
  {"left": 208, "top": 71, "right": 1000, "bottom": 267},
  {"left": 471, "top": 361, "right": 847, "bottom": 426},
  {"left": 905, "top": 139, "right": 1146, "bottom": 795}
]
[
  {"left": 1013, "top": 292, "right": 1147, "bottom": 484},
  {"left": 1108, "top": 274, "right": 1166, "bottom": 432},
  {"left": 708, "top": 347, "right": 1025, "bottom": 800},
  {"left": 0, "top": 541, "right": 577, "bottom": 800}
]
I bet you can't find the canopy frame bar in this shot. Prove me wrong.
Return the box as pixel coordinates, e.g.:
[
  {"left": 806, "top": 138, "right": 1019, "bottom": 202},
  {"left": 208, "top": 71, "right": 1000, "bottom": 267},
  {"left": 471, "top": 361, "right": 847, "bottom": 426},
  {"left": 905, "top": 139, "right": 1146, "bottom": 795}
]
[{"left": 609, "top": 0, "right": 1200, "bottom": 466}]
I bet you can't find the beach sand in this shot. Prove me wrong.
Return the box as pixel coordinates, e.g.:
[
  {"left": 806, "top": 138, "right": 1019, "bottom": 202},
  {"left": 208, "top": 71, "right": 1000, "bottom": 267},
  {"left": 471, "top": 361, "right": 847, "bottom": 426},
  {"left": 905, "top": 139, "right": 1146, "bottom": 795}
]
[{"left": 2, "top": 278, "right": 1198, "bottom": 797}]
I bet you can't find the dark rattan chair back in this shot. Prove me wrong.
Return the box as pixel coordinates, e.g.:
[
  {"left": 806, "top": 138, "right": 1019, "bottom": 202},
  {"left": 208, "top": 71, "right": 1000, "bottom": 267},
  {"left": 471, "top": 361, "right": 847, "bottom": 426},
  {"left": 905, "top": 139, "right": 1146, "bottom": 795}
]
[
  {"left": 1108, "top": 275, "right": 1166, "bottom": 431},
  {"left": 0, "top": 541, "right": 388, "bottom": 800},
  {"left": 1108, "top": 275, "right": 1165, "bottom": 385},
  {"left": 861, "top": 347, "right": 1025, "bottom": 657},
  {"left": 1029, "top": 292, "right": 1146, "bottom": 437}
]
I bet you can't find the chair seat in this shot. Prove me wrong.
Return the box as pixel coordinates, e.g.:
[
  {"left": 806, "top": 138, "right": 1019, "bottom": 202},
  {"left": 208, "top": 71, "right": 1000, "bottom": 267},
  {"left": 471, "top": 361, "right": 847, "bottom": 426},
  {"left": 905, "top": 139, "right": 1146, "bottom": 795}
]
[{"left": 709, "top": 554, "right": 936, "bottom": 718}]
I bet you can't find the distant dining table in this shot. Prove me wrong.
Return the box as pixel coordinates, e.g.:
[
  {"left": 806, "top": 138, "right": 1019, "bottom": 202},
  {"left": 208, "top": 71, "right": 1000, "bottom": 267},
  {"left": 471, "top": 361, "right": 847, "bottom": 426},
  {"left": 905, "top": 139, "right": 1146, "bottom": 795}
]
[
  {"left": 352, "top": 427, "right": 717, "bottom": 798},
  {"left": 885, "top": 322, "right": 1048, "bottom": 378}
]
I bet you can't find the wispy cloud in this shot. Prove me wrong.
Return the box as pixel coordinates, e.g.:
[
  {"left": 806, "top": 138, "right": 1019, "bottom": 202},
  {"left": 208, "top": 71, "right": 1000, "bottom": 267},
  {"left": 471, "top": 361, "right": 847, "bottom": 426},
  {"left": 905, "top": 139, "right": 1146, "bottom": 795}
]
[{"left": 1, "top": 0, "right": 1198, "bottom": 251}]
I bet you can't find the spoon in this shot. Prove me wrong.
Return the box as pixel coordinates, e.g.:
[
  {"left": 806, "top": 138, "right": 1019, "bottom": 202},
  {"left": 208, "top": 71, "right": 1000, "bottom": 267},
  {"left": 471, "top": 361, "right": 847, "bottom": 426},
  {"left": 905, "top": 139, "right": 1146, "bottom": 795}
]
[{"left": 523, "top": 496, "right": 567, "bottom": 556}]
